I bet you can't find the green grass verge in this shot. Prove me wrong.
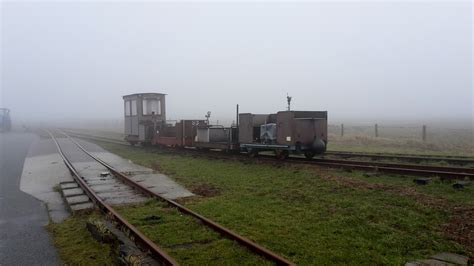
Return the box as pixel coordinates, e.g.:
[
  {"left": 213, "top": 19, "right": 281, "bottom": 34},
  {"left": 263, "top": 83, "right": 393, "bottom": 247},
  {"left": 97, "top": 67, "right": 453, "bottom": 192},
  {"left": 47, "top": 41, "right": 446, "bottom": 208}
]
[
  {"left": 93, "top": 142, "right": 472, "bottom": 264},
  {"left": 47, "top": 213, "right": 115, "bottom": 265}
]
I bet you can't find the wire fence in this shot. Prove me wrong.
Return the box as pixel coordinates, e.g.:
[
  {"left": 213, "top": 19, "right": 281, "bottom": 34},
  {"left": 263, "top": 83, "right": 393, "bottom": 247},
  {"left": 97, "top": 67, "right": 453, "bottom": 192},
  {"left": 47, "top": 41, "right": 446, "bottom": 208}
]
[{"left": 329, "top": 123, "right": 473, "bottom": 143}]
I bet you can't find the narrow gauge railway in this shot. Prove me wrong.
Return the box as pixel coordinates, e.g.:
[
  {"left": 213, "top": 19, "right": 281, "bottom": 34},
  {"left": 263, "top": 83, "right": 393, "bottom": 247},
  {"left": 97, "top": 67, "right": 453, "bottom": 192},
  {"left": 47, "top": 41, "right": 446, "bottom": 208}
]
[
  {"left": 324, "top": 151, "right": 474, "bottom": 166},
  {"left": 48, "top": 129, "right": 295, "bottom": 266},
  {"left": 63, "top": 130, "right": 474, "bottom": 181},
  {"left": 123, "top": 93, "right": 328, "bottom": 160},
  {"left": 275, "top": 157, "right": 474, "bottom": 180}
]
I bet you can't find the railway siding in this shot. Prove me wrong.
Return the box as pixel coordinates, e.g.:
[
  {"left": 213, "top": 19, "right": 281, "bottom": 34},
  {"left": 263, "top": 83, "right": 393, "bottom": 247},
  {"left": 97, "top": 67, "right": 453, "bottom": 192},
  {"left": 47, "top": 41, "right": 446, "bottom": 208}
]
[
  {"left": 47, "top": 130, "right": 295, "bottom": 265},
  {"left": 93, "top": 140, "right": 474, "bottom": 263}
]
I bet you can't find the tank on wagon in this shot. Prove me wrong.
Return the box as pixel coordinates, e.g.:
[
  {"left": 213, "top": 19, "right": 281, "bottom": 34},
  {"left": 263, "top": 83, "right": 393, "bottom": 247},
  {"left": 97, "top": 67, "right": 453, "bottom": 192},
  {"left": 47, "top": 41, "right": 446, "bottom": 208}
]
[
  {"left": 123, "top": 93, "right": 166, "bottom": 145},
  {"left": 194, "top": 125, "right": 239, "bottom": 152},
  {"left": 0, "top": 108, "right": 12, "bottom": 132},
  {"left": 239, "top": 111, "right": 327, "bottom": 159}
]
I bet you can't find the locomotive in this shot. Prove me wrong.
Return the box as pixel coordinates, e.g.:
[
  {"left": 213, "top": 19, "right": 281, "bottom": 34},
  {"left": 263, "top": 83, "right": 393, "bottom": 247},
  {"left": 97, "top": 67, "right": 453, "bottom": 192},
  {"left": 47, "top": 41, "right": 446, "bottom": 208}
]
[
  {"left": 123, "top": 93, "right": 327, "bottom": 159},
  {"left": 0, "top": 108, "right": 11, "bottom": 132}
]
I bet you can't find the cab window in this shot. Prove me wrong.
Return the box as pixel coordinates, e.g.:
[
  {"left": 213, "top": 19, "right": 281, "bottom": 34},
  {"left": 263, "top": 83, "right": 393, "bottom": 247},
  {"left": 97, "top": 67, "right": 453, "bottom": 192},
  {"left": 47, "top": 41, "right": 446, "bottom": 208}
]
[
  {"left": 124, "top": 101, "right": 131, "bottom": 116},
  {"left": 142, "top": 99, "right": 161, "bottom": 115}
]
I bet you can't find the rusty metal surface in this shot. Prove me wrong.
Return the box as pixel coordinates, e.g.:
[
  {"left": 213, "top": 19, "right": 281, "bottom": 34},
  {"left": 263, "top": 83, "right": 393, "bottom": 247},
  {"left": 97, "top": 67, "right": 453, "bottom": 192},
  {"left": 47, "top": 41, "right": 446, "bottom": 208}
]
[
  {"left": 282, "top": 157, "right": 474, "bottom": 180},
  {"left": 310, "top": 158, "right": 474, "bottom": 175},
  {"left": 60, "top": 130, "right": 295, "bottom": 266},
  {"left": 45, "top": 130, "right": 178, "bottom": 266},
  {"left": 276, "top": 111, "right": 328, "bottom": 146}
]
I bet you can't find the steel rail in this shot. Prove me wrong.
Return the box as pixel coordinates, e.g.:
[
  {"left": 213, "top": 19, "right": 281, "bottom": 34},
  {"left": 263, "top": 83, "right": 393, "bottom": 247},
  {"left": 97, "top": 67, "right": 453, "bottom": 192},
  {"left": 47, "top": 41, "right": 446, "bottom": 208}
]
[
  {"left": 324, "top": 151, "right": 474, "bottom": 165},
  {"left": 282, "top": 157, "right": 474, "bottom": 180},
  {"left": 45, "top": 130, "right": 179, "bottom": 266},
  {"left": 58, "top": 130, "right": 295, "bottom": 266},
  {"left": 326, "top": 150, "right": 473, "bottom": 160}
]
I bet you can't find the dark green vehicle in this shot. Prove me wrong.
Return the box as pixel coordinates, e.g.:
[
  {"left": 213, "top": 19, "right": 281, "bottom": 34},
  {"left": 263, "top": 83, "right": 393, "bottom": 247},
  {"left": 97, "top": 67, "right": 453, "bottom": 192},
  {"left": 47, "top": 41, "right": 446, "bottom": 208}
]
[{"left": 0, "top": 108, "right": 12, "bottom": 132}]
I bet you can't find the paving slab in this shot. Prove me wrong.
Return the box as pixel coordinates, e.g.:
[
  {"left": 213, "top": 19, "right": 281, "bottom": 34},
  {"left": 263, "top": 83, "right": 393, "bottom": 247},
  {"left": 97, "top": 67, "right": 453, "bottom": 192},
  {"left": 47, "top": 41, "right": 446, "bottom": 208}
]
[
  {"left": 103, "top": 195, "right": 148, "bottom": 205},
  {"left": 67, "top": 195, "right": 91, "bottom": 205},
  {"left": 62, "top": 187, "right": 85, "bottom": 197},
  {"left": 419, "top": 259, "right": 454, "bottom": 266},
  {"left": 130, "top": 173, "right": 194, "bottom": 199},
  {"left": 72, "top": 139, "right": 193, "bottom": 199},
  {"left": 20, "top": 138, "right": 73, "bottom": 223},
  {"left": 85, "top": 179, "right": 122, "bottom": 186},
  {"left": 60, "top": 182, "right": 78, "bottom": 189},
  {"left": 431, "top": 253, "right": 470, "bottom": 265},
  {"left": 70, "top": 202, "right": 94, "bottom": 213},
  {"left": 96, "top": 190, "right": 142, "bottom": 199}
]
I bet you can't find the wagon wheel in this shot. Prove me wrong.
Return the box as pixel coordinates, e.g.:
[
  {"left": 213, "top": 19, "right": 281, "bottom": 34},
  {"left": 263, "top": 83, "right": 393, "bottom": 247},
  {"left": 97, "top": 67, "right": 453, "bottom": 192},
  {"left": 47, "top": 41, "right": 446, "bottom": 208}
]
[
  {"left": 304, "top": 151, "right": 316, "bottom": 159},
  {"left": 275, "top": 150, "right": 289, "bottom": 160}
]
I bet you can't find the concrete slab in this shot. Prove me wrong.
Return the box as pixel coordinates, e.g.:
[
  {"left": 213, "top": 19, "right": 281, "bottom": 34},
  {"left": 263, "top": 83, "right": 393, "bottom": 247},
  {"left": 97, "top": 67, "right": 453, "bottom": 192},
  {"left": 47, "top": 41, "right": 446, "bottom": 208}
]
[
  {"left": 91, "top": 185, "right": 134, "bottom": 193},
  {"left": 62, "top": 187, "right": 85, "bottom": 197},
  {"left": 83, "top": 176, "right": 114, "bottom": 181},
  {"left": 70, "top": 202, "right": 94, "bottom": 213},
  {"left": 87, "top": 152, "right": 193, "bottom": 199},
  {"left": 60, "top": 182, "right": 78, "bottom": 189},
  {"left": 67, "top": 195, "right": 90, "bottom": 205},
  {"left": 103, "top": 195, "right": 148, "bottom": 205},
  {"left": 20, "top": 139, "right": 73, "bottom": 223},
  {"left": 85, "top": 179, "right": 121, "bottom": 186},
  {"left": 96, "top": 190, "right": 141, "bottom": 199},
  {"left": 130, "top": 173, "right": 194, "bottom": 200},
  {"left": 419, "top": 259, "right": 454, "bottom": 266},
  {"left": 431, "top": 253, "right": 470, "bottom": 265},
  {"left": 71, "top": 139, "right": 193, "bottom": 200}
]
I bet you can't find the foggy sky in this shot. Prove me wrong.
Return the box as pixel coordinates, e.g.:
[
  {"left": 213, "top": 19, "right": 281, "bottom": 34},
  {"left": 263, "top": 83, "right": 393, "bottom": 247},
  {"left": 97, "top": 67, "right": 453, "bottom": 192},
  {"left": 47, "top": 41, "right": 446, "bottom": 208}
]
[{"left": 1, "top": 1, "right": 472, "bottom": 125}]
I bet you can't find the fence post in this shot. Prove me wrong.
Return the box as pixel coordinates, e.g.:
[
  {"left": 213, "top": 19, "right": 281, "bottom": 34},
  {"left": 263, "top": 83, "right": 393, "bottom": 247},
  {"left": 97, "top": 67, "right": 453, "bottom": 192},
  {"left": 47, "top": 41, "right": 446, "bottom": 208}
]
[
  {"left": 422, "top": 125, "right": 427, "bottom": 142},
  {"left": 375, "top": 123, "right": 379, "bottom": 138},
  {"left": 341, "top": 123, "right": 344, "bottom": 137}
]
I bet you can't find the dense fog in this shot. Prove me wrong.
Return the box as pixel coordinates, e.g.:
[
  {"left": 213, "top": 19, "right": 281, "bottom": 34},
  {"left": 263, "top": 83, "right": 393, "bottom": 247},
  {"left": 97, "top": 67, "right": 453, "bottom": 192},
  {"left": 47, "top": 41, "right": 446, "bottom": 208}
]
[{"left": 1, "top": 1, "right": 472, "bottom": 127}]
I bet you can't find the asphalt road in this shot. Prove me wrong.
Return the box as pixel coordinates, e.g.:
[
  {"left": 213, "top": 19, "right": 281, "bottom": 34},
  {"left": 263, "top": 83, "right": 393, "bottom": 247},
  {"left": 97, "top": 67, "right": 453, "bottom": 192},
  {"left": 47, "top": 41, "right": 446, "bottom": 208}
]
[{"left": 0, "top": 132, "right": 59, "bottom": 265}]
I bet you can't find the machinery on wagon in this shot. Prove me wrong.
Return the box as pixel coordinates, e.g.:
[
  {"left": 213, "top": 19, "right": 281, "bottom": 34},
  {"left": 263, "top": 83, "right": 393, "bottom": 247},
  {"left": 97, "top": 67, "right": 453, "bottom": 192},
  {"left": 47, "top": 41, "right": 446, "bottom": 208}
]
[
  {"left": 0, "top": 108, "right": 12, "bottom": 132},
  {"left": 122, "top": 93, "right": 327, "bottom": 158}
]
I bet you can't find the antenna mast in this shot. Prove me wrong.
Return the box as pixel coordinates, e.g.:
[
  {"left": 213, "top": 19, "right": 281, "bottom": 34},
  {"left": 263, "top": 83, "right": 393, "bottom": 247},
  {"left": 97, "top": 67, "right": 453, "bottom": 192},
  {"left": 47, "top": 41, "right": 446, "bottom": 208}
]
[{"left": 286, "top": 93, "right": 292, "bottom": 111}]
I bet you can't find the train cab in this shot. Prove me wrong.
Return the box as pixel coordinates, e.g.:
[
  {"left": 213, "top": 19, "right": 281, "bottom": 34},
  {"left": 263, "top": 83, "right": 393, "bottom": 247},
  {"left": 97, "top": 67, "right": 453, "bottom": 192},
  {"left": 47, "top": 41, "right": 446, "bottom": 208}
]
[{"left": 123, "top": 93, "right": 166, "bottom": 145}]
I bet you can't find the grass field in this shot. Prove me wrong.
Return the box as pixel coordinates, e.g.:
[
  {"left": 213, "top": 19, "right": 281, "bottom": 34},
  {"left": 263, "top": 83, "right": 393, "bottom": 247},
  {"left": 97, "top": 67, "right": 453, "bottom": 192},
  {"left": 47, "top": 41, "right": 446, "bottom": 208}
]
[
  {"left": 92, "top": 141, "right": 473, "bottom": 264},
  {"left": 327, "top": 123, "right": 473, "bottom": 157}
]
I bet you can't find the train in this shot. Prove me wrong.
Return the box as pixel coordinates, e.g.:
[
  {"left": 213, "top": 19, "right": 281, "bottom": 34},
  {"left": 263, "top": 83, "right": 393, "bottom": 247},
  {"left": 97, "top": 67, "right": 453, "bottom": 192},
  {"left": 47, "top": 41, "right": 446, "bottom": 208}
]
[
  {"left": 0, "top": 108, "right": 11, "bottom": 132},
  {"left": 123, "top": 93, "right": 327, "bottom": 159}
]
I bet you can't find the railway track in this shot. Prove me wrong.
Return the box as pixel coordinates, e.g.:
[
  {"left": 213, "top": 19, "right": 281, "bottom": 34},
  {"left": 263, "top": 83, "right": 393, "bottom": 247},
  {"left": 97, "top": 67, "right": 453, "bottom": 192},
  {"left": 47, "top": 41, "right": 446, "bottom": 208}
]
[
  {"left": 323, "top": 151, "right": 474, "bottom": 166},
  {"left": 48, "top": 129, "right": 294, "bottom": 266},
  {"left": 284, "top": 157, "right": 474, "bottom": 180},
  {"left": 62, "top": 130, "right": 474, "bottom": 180}
]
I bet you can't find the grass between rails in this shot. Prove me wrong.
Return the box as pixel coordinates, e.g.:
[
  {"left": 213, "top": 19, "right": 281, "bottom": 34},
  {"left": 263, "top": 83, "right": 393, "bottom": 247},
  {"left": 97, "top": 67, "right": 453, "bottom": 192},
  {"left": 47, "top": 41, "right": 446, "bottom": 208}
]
[
  {"left": 47, "top": 213, "right": 115, "bottom": 265},
  {"left": 95, "top": 141, "right": 473, "bottom": 264},
  {"left": 115, "top": 200, "right": 271, "bottom": 265}
]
